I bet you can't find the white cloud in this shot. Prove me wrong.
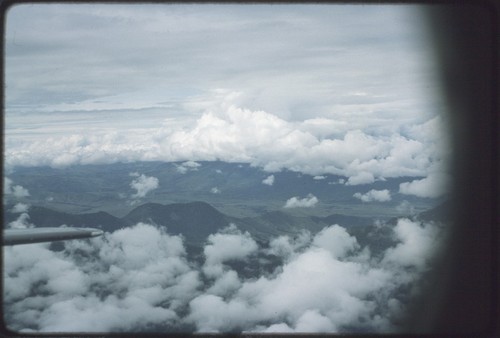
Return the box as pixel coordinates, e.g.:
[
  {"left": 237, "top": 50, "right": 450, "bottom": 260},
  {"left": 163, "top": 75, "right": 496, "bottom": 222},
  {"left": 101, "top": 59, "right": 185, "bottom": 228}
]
[
  {"left": 4, "top": 223, "right": 200, "bottom": 332},
  {"left": 399, "top": 172, "right": 450, "bottom": 198},
  {"left": 284, "top": 194, "right": 318, "bottom": 208},
  {"left": 4, "top": 216, "right": 445, "bottom": 333},
  {"left": 312, "top": 225, "right": 359, "bottom": 259},
  {"left": 203, "top": 225, "right": 258, "bottom": 268},
  {"left": 353, "top": 189, "right": 391, "bottom": 202},
  {"left": 313, "top": 175, "right": 326, "bottom": 180},
  {"left": 382, "top": 218, "right": 443, "bottom": 270},
  {"left": 4, "top": 105, "right": 449, "bottom": 186},
  {"left": 262, "top": 175, "right": 274, "bottom": 186},
  {"left": 189, "top": 246, "right": 390, "bottom": 333},
  {"left": 267, "top": 231, "right": 311, "bottom": 260},
  {"left": 176, "top": 161, "right": 201, "bottom": 174},
  {"left": 4, "top": 177, "right": 30, "bottom": 198},
  {"left": 7, "top": 212, "right": 34, "bottom": 229},
  {"left": 210, "top": 187, "right": 221, "bottom": 194},
  {"left": 11, "top": 203, "right": 29, "bottom": 213},
  {"left": 345, "top": 172, "right": 375, "bottom": 186},
  {"left": 129, "top": 173, "right": 159, "bottom": 199},
  {"left": 4, "top": 4, "right": 449, "bottom": 191}
]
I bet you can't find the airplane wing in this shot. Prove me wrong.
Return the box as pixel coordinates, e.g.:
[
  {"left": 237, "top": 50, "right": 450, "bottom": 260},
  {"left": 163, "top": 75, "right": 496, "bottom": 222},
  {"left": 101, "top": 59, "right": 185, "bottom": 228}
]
[{"left": 3, "top": 227, "right": 104, "bottom": 245}]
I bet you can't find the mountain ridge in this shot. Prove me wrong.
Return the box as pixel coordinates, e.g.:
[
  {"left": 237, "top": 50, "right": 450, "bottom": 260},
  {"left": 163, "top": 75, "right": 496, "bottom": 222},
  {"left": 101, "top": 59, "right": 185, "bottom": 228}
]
[{"left": 4, "top": 201, "right": 448, "bottom": 248}]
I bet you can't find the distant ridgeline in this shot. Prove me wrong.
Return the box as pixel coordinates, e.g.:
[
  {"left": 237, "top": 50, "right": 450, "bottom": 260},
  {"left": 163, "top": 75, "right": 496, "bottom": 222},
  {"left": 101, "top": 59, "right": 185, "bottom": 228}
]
[{"left": 3, "top": 200, "right": 449, "bottom": 256}]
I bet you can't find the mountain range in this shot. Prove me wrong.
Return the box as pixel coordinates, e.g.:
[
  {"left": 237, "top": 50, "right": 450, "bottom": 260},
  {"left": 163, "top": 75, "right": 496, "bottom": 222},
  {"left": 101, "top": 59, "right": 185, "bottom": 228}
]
[{"left": 4, "top": 200, "right": 448, "bottom": 258}]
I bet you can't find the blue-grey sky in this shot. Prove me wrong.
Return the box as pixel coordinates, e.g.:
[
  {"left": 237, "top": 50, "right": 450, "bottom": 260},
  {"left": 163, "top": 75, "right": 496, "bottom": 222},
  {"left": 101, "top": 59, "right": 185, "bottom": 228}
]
[{"left": 4, "top": 4, "right": 449, "bottom": 194}]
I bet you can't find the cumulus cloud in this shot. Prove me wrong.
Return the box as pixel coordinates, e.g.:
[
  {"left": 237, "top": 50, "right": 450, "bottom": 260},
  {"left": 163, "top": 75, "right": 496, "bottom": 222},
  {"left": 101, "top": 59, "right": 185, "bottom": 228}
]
[
  {"left": 346, "top": 172, "right": 375, "bottom": 186},
  {"left": 313, "top": 175, "right": 326, "bottom": 180},
  {"left": 4, "top": 223, "right": 199, "bottom": 332},
  {"left": 382, "top": 218, "right": 443, "bottom": 270},
  {"left": 353, "top": 189, "right": 391, "bottom": 202},
  {"left": 399, "top": 172, "right": 450, "bottom": 198},
  {"left": 11, "top": 203, "right": 29, "bottom": 213},
  {"left": 189, "top": 242, "right": 390, "bottom": 333},
  {"left": 203, "top": 225, "right": 258, "bottom": 278},
  {"left": 284, "top": 194, "right": 318, "bottom": 208},
  {"left": 4, "top": 217, "right": 445, "bottom": 333},
  {"left": 312, "top": 225, "right": 360, "bottom": 259},
  {"left": 129, "top": 173, "right": 159, "bottom": 199},
  {"left": 4, "top": 177, "right": 30, "bottom": 198},
  {"left": 4, "top": 105, "right": 449, "bottom": 188},
  {"left": 266, "top": 231, "right": 311, "bottom": 260},
  {"left": 262, "top": 175, "right": 275, "bottom": 186},
  {"left": 7, "top": 212, "right": 34, "bottom": 229}
]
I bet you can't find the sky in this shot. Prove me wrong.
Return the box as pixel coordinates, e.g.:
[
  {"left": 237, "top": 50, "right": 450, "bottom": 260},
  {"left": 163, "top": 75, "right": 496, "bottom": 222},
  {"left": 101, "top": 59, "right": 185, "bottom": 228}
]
[{"left": 4, "top": 4, "right": 451, "bottom": 193}]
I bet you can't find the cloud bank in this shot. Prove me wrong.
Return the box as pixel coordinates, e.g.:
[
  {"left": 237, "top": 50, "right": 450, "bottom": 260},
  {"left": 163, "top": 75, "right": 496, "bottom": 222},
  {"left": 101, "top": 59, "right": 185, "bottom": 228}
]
[
  {"left": 5, "top": 102, "right": 450, "bottom": 199},
  {"left": 4, "top": 217, "right": 445, "bottom": 333},
  {"left": 4, "top": 4, "right": 450, "bottom": 201}
]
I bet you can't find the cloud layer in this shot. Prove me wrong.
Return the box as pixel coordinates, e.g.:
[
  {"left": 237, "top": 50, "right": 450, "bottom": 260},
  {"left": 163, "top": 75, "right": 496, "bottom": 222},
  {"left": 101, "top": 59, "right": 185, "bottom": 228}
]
[
  {"left": 4, "top": 4, "right": 451, "bottom": 199},
  {"left": 4, "top": 103, "right": 450, "bottom": 200},
  {"left": 4, "top": 217, "right": 446, "bottom": 333}
]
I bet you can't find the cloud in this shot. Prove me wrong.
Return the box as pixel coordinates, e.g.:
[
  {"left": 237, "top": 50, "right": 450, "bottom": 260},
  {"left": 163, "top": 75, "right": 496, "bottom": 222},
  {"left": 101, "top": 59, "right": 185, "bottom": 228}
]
[
  {"left": 353, "top": 189, "right": 391, "bottom": 202},
  {"left": 4, "top": 223, "right": 200, "bottom": 332},
  {"left": 189, "top": 244, "right": 390, "bottom": 333},
  {"left": 11, "top": 203, "right": 30, "bottom": 213},
  {"left": 4, "top": 104, "right": 449, "bottom": 188},
  {"left": 284, "top": 194, "right": 318, "bottom": 208},
  {"left": 313, "top": 175, "right": 326, "bottom": 180},
  {"left": 262, "top": 175, "right": 275, "bottom": 186},
  {"left": 346, "top": 172, "right": 375, "bottom": 186},
  {"left": 176, "top": 161, "right": 201, "bottom": 174},
  {"left": 210, "top": 187, "right": 221, "bottom": 194},
  {"left": 7, "top": 212, "right": 34, "bottom": 229},
  {"left": 129, "top": 173, "right": 159, "bottom": 199},
  {"left": 266, "top": 231, "right": 311, "bottom": 260},
  {"left": 4, "top": 216, "right": 446, "bottom": 333},
  {"left": 4, "top": 5, "right": 449, "bottom": 195},
  {"left": 312, "top": 225, "right": 360, "bottom": 259},
  {"left": 399, "top": 172, "right": 450, "bottom": 198},
  {"left": 382, "top": 218, "right": 443, "bottom": 270},
  {"left": 4, "top": 177, "right": 30, "bottom": 198},
  {"left": 203, "top": 225, "right": 258, "bottom": 277},
  {"left": 396, "top": 200, "right": 416, "bottom": 215}
]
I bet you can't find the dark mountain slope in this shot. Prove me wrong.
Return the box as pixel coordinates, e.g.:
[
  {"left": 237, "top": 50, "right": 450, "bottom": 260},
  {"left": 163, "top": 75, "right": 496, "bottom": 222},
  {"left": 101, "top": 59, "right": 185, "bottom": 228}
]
[
  {"left": 123, "top": 201, "right": 231, "bottom": 244},
  {"left": 4, "top": 200, "right": 448, "bottom": 253},
  {"left": 4, "top": 206, "right": 124, "bottom": 232}
]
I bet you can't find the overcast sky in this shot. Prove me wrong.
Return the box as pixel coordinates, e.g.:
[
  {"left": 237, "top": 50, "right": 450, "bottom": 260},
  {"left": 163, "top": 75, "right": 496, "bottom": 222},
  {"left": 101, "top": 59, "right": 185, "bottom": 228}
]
[{"left": 4, "top": 4, "right": 450, "bottom": 189}]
